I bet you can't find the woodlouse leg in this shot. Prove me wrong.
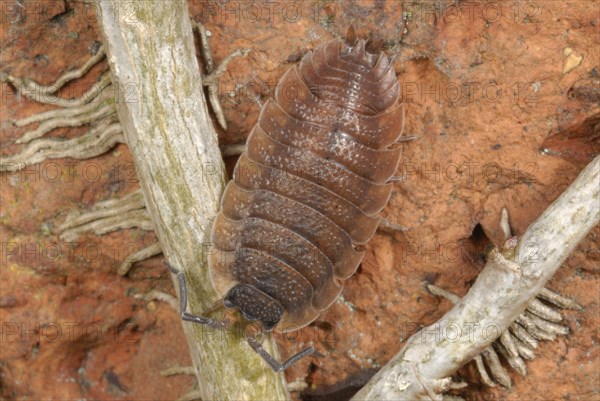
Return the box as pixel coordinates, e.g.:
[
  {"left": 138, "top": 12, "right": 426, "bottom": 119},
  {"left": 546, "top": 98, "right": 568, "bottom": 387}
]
[
  {"left": 166, "top": 263, "right": 229, "bottom": 330},
  {"left": 395, "top": 135, "right": 418, "bottom": 143},
  {"left": 245, "top": 334, "right": 318, "bottom": 373},
  {"left": 378, "top": 218, "right": 411, "bottom": 233}
]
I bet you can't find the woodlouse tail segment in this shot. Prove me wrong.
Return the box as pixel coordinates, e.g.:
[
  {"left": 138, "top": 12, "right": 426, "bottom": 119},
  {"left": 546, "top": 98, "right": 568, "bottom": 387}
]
[
  {"left": 365, "top": 34, "right": 384, "bottom": 54},
  {"left": 345, "top": 24, "right": 358, "bottom": 47},
  {"left": 166, "top": 262, "right": 230, "bottom": 330}
]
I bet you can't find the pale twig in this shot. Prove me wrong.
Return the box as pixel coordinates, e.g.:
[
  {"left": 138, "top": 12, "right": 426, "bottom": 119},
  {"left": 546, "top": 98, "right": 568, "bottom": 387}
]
[
  {"left": 175, "top": 388, "right": 202, "bottom": 401},
  {"left": 60, "top": 190, "right": 145, "bottom": 230},
  {"left": 14, "top": 79, "right": 113, "bottom": 126},
  {"left": 0, "top": 121, "right": 123, "bottom": 172},
  {"left": 2, "top": 69, "right": 112, "bottom": 108},
  {"left": 191, "top": 20, "right": 250, "bottom": 130},
  {"left": 363, "top": 160, "right": 598, "bottom": 398},
  {"left": 135, "top": 289, "right": 179, "bottom": 310},
  {"left": 538, "top": 287, "right": 583, "bottom": 310},
  {"left": 161, "top": 366, "right": 196, "bottom": 377},
  {"left": 428, "top": 277, "right": 576, "bottom": 388},
  {"left": 98, "top": 4, "right": 289, "bottom": 399},
  {"left": 119, "top": 242, "right": 163, "bottom": 276},
  {"left": 2, "top": 46, "right": 106, "bottom": 96},
  {"left": 60, "top": 208, "right": 152, "bottom": 242},
  {"left": 481, "top": 347, "right": 511, "bottom": 388},
  {"left": 17, "top": 101, "right": 116, "bottom": 144}
]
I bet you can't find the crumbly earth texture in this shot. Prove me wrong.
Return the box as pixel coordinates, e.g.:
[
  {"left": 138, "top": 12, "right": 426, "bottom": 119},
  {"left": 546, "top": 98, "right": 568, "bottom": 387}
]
[{"left": 1, "top": 1, "right": 598, "bottom": 400}]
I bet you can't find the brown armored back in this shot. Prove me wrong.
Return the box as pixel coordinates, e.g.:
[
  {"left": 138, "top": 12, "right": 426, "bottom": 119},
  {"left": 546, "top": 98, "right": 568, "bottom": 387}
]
[{"left": 209, "top": 28, "right": 405, "bottom": 332}]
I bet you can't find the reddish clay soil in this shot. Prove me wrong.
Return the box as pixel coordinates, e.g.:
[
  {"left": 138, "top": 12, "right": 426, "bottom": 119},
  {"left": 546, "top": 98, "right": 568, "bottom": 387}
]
[{"left": 1, "top": 1, "right": 598, "bottom": 401}]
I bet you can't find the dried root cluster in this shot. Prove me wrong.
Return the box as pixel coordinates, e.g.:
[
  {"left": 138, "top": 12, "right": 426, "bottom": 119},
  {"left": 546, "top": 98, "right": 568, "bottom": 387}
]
[
  {"left": 429, "top": 284, "right": 581, "bottom": 388},
  {"left": 0, "top": 46, "right": 124, "bottom": 172},
  {"left": 428, "top": 208, "right": 582, "bottom": 390},
  {"left": 1, "top": 22, "right": 248, "bottom": 275}
]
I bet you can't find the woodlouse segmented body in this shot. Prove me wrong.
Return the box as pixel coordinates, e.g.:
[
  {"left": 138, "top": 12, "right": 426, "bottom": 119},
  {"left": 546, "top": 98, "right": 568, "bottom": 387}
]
[{"left": 209, "top": 27, "right": 405, "bottom": 334}]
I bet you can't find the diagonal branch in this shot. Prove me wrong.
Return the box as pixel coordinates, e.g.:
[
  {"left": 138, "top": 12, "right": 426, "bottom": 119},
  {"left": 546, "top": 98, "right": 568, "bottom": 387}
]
[
  {"left": 96, "top": 1, "right": 290, "bottom": 400},
  {"left": 352, "top": 155, "right": 599, "bottom": 400}
]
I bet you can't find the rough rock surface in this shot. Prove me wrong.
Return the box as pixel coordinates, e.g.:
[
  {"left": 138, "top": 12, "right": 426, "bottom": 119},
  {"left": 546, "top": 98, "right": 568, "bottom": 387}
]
[{"left": 1, "top": 1, "right": 598, "bottom": 400}]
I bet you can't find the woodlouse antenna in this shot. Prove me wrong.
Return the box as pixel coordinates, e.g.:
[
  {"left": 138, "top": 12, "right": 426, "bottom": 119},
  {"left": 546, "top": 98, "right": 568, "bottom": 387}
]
[{"left": 167, "top": 263, "right": 229, "bottom": 330}]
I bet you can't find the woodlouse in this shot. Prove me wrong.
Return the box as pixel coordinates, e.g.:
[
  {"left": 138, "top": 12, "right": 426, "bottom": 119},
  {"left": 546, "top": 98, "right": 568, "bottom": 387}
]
[{"left": 172, "top": 26, "right": 407, "bottom": 371}]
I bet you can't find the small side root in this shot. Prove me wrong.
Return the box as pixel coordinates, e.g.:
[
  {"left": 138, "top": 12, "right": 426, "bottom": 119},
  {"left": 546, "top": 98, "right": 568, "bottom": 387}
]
[
  {"left": 474, "top": 354, "right": 496, "bottom": 387},
  {"left": 0, "top": 121, "right": 123, "bottom": 172},
  {"left": 13, "top": 74, "right": 113, "bottom": 126},
  {"left": 2, "top": 65, "right": 112, "bottom": 110},
  {"left": 175, "top": 388, "right": 202, "bottom": 401},
  {"left": 16, "top": 95, "right": 116, "bottom": 144},
  {"left": 2, "top": 45, "right": 106, "bottom": 97},
  {"left": 428, "top": 282, "right": 577, "bottom": 388},
  {"left": 60, "top": 190, "right": 145, "bottom": 229},
  {"left": 481, "top": 347, "right": 511, "bottom": 388},
  {"left": 135, "top": 289, "right": 178, "bottom": 310},
  {"left": 191, "top": 20, "right": 250, "bottom": 131},
  {"left": 538, "top": 287, "right": 584, "bottom": 310},
  {"left": 119, "top": 242, "right": 163, "bottom": 276},
  {"left": 378, "top": 218, "right": 411, "bottom": 233},
  {"left": 60, "top": 208, "right": 152, "bottom": 242},
  {"left": 2, "top": 54, "right": 119, "bottom": 172},
  {"left": 59, "top": 190, "right": 151, "bottom": 242},
  {"left": 161, "top": 365, "right": 196, "bottom": 377}
]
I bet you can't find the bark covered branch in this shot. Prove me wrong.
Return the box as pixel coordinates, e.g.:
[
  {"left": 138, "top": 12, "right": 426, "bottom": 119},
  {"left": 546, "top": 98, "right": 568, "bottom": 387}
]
[
  {"left": 96, "top": 1, "right": 289, "bottom": 399},
  {"left": 352, "top": 155, "right": 600, "bottom": 400}
]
